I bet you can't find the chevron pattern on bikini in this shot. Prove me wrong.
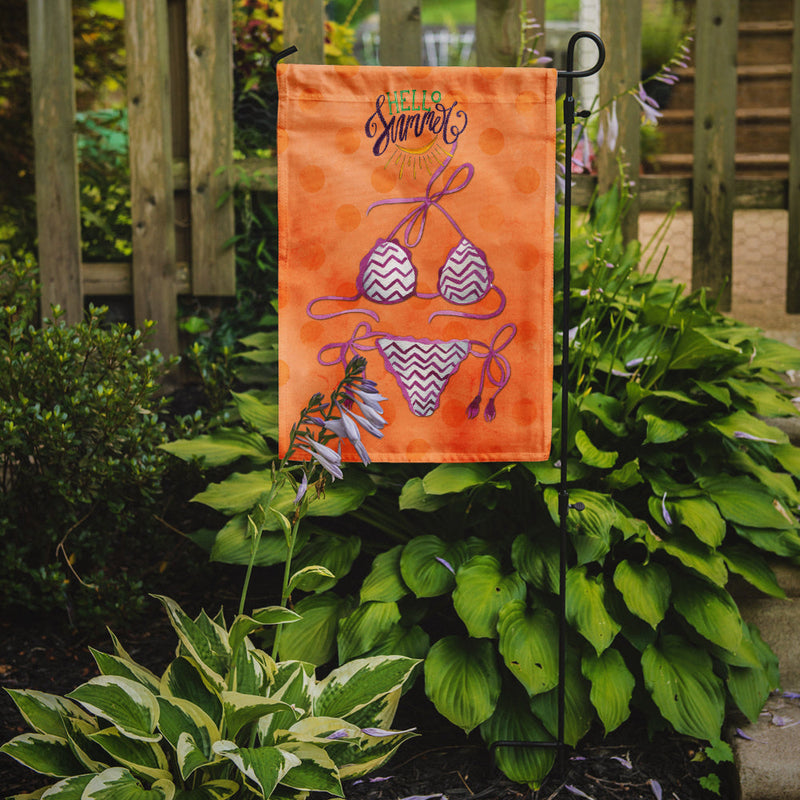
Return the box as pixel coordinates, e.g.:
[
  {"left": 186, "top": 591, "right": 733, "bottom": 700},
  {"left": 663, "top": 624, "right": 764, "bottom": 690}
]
[
  {"left": 377, "top": 337, "right": 470, "bottom": 416},
  {"left": 358, "top": 239, "right": 417, "bottom": 303},
  {"left": 437, "top": 238, "right": 493, "bottom": 305}
]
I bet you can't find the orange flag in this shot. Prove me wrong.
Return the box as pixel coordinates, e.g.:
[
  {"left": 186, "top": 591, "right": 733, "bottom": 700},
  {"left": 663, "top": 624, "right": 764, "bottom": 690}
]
[{"left": 278, "top": 64, "right": 557, "bottom": 463}]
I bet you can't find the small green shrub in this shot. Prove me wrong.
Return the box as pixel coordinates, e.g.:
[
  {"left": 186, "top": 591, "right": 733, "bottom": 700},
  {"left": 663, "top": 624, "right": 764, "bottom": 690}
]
[{"left": 0, "top": 253, "right": 174, "bottom": 622}]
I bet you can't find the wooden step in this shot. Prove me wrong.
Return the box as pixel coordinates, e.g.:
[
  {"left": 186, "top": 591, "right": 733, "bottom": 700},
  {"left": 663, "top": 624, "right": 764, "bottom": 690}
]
[
  {"left": 738, "top": 20, "right": 794, "bottom": 66},
  {"left": 649, "top": 152, "right": 789, "bottom": 178},
  {"left": 738, "top": 0, "right": 794, "bottom": 22}
]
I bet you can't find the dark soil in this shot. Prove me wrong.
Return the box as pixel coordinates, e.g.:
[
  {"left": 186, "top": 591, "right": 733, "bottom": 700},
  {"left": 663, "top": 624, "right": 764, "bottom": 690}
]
[{"left": 0, "top": 584, "right": 733, "bottom": 800}]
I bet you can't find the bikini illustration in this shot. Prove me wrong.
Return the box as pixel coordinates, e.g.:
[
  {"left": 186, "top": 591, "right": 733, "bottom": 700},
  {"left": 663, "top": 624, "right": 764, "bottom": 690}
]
[{"left": 306, "top": 143, "right": 517, "bottom": 422}]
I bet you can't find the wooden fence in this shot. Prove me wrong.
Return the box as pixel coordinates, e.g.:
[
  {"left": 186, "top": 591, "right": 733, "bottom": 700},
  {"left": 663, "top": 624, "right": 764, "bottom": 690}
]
[{"left": 28, "top": 0, "right": 800, "bottom": 355}]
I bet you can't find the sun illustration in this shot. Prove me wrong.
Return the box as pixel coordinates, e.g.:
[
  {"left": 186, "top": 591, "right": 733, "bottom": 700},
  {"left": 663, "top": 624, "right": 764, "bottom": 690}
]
[{"left": 388, "top": 136, "right": 451, "bottom": 179}]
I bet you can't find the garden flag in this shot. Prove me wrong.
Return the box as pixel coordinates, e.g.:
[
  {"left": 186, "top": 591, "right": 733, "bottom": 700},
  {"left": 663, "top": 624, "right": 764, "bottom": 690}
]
[{"left": 278, "top": 64, "right": 557, "bottom": 462}]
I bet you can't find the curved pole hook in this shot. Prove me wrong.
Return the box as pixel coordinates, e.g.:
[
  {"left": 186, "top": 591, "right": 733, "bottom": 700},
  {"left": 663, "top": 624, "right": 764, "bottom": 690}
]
[{"left": 558, "top": 31, "right": 606, "bottom": 80}]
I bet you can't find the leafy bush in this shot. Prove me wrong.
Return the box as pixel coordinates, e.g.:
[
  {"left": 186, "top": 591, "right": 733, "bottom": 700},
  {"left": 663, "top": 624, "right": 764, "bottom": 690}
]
[
  {"left": 1, "top": 595, "right": 419, "bottom": 798},
  {"left": 0, "top": 253, "right": 175, "bottom": 622}
]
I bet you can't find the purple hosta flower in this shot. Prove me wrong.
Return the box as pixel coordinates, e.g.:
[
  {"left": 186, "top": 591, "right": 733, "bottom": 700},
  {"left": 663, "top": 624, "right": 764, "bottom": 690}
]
[
  {"left": 565, "top": 786, "right": 595, "bottom": 799},
  {"left": 597, "top": 100, "right": 619, "bottom": 153},
  {"left": 735, "top": 728, "right": 756, "bottom": 741},
  {"left": 325, "top": 411, "right": 371, "bottom": 466},
  {"left": 466, "top": 395, "right": 481, "bottom": 419},
  {"left": 783, "top": 691, "right": 800, "bottom": 699},
  {"left": 734, "top": 431, "right": 779, "bottom": 444},
  {"left": 649, "top": 779, "right": 663, "bottom": 800},
  {"left": 572, "top": 126, "right": 593, "bottom": 173},
  {"left": 661, "top": 492, "right": 673, "bottom": 526},
  {"left": 484, "top": 397, "right": 497, "bottom": 422},
  {"left": 435, "top": 556, "right": 455, "bottom": 574},
  {"left": 361, "top": 726, "right": 416, "bottom": 737},
  {"left": 339, "top": 401, "right": 384, "bottom": 439},
  {"left": 611, "top": 755, "right": 633, "bottom": 769},
  {"left": 396, "top": 795, "right": 447, "bottom": 800},
  {"left": 633, "top": 84, "right": 662, "bottom": 125},
  {"left": 297, "top": 435, "right": 344, "bottom": 480},
  {"left": 293, "top": 472, "right": 308, "bottom": 505},
  {"left": 352, "top": 776, "right": 394, "bottom": 786},
  {"left": 326, "top": 729, "right": 351, "bottom": 740}
]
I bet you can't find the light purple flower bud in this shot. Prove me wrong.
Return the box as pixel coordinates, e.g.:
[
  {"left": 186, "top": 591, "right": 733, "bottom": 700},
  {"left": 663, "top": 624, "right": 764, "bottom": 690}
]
[
  {"left": 736, "top": 727, "right": 755, "bottom": 740},
  {"left": 611, "top": 756, "right": 632, "bottom": 769},
  {"left": 661, "top": 492, "right": 673, "bottom": 526},
  {"left": 649, "top": 779, "right": 663, "bottom": 800},
  {"left": 294, "top": 472, "right": 308, "bottom": 505},
  {"left": 733, "top": 431, "right": 778, "bottom": 443},
  {"left": 435, "top": 556, "right": 455, "bottom": 574},
  {"left": 326, "top": 729, "right": 351, "bottom": 740},
  {"left": 565, "top": 786, "right": 595, "bottom": 799}
]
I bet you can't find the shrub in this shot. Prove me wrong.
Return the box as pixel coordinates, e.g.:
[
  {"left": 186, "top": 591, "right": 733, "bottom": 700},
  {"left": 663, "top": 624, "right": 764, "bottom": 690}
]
[{"left": 0, "top": 253, "right": 174, "bottom": 623}]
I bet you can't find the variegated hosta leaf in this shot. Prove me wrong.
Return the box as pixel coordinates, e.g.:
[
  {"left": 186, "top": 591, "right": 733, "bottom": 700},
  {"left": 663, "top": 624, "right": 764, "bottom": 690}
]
[
  {"left": 258, "top": 662, "right": 315, "bottom": 745},
  {"left": 399, "top": 535, "right": 469, "bottom": 598},
  {"left": 212, "top": 741, "right": 300, "bottom": 798},
  {"left": 66, "top": 676, "right": 160, "bottom": 742},
  {"left": 671, "top": 574, "right": 743, "bottom": 653},
  {"left": 275, "top": 741, "right": 344, "bottom": 796},
  {"left": 171, "top": 779, "right": 239, "bottom": 799},
  {"left": 88, "top": 727, "right": 171, "bottom": 782},
  {"left": 360, "top": 545, "right": 409, "bottom": 603},
  {"left": 176, "top": 732, "right": 216, "bottom": 782},
  {"left": 480, "top": 681, "right": 555, "bottom": 790},
  {"left": 154, "top": 597, "right": 231, "bottom": 690},
  {"left": 81, "top": 767, "right": 175, "bottom": 799},
  {"left": 313, "top": 656, "right": 420, "bottom": 721},
  {"left": 90, "top": 649, "right": 161, "bottom": 694},
  {"left": 565, "top": 566, "right": 621, "bottom": 655},
  {"left": 156, "top": 696, "right": 219, "bottom": 777},
  {"left": 277, "top": 592, "right": 353, "bottom": 666},
  {"left": 581, "top": 649, "right": 635, "bottom": 734},
  {"left": 612, "top": 560, "right": 670, "bottom": 629},
  {"left": 160, "top": 657, "right": 222, "bottom": 727},
  {"left": 228, "top": 610, "right": 299, "bottom": 657},
  {"left": 337, "top": 601, "right": 401, "bottom": 663},
  {"left": 496, "top": 601, "right": 558, "bottom": 696},
  {"left": 641, "top": 634, "right": 725, "bottom": 741},
  {"left": 334, "top": 726, "right": 418, "bottom": 781},
  {"left": 60, "top": 716, "right": 106, "bottom": 773},
  {"left": 0, "top": 732, "right": 85, "bottom": 777},
  {"left": 4, "top": 689, "right": 93, "bottom": 737},
  {"left": 221, "top": 691, "right": 298, "bottom": 740},
  {"left": 424, "top": 636, "right": 501, "bottom": 734},
  {"left": 452, "top": 556, "right": 526, "bottom": 639},
  {"left": 231, "top": 640, "right": 276, "bottom": 696},
  {"left": 39, "top": 773, "right": 94, "bottom": 798}
]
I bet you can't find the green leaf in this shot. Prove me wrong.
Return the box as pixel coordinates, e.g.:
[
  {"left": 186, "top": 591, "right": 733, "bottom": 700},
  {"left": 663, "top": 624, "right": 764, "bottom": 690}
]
[
  {"left": 337, "top": 601, "right": 402, "bottom": 662},
  {"left": 159, "top": 658, "right": 222, "bottom": 728},
  {"left": 88, "top": 727, "right": 170, "bottom": 782},
  {"left": 424, "top": 637, "right": 501, "bottom": 733},
  {"left": 497, "top": 601, "right": 559, "bottom": 696},
  {"left": 82, "top": 768, "right": 174, "bottom": 799},
  {"left": 772, "top": 443, "right": 800, "bottom": 477},
  {"left": 0, "top": 733, "right": 85, "bottom": 777},
  {"left": 727, "top": 662, "right": 772, "bottom": 724},
  {"left": 399, "top": 536, "right": 468, "bottom": 598},
  {"left": 288, "top": 565, "right": 336, "bottom": 593},
  {"left": 721, "top": 543, "right": 786, "bottom": 598},
  {"left": 669, "top": 496, "right": 726, "bottom": 548},
  {"left": 277, "top": 593, "right": 351, "bottom": 665},
  {"left": 156, "top": 697, "right": 219, "bottom": 778},
  {"left": 606, "top": 459, "right": 644, "bottom": 491},
  {"left": 67, "top": 677, "right": 160, "bottom": 742},
  {"left": 276, "top": 741, "right": 343, "bottom": 796},
  {"left": 228, "top": 609, "right": 300, "bottom": 656},
  {"left": 524, "top": 459, "right": 589, "bottom": 485},
  {"left": 90, "top": 650, "right": 161, "bottom": 694},
  {"left": 4, "top": 690, "right": 93, "bottom": 737},
  {"left": 725, "top": 378, "right": 799, "bottom": 417},
  {"left": 398, "top": 477, "right": 450, "bottom": 512},
  {"left": 209, "top": 515, "right": 300, "bottom": 567},
  {"left": 29, "top": 773, "right": 94, "bottom": 798},
  {"left": 221, "top": 692, "right": 296, "bottom": 740},
  {"left": 544, "top": 488, "right": 617, "bottom": 565},
  {"left": 291, "top": 535, "right": 361, "bottom": 592},
  {"left": 699, "top": 474, "right": 797, "bottom": 530},
  {"left": 733, "top": 524, "right": 800, "bottom": 558},
  {"left": 421, "top": 463, "right": 492, "bottom": 495},
  {"left": 479, "top": 681, "right": 555, "bottom": 789},
  {"left": 581, "top": 648, "right": 635, "bottom": 734},
  {"left": 643, "top": 414, "right": 688, "bottom": 444},
  {"left": 361, "top": 624, "right": 430, "bottom": 660},
  {"left": 566, "top": 566, "right": 621, "bottom": 654},
  {"left": 641, "top": 634, "right": 725, "bottom": 741},
  {"left": 575, "top": 429, "right": 618, "bottom": 468},
  {"left": 193, "top": 471, "right": 273, "bottom": 515},
  {"left": 452, "top": 556, "right": 526, "bottom": 639},
  {"left": 708, "top": 410, "right": 788, "bottom": 445},
  {"left": 672, "top": 575, "right": 743, "bottom": 652},
  {"left": 647, "top": 528, "right": 728, "bottom": 586},
  {"left": 580, "top": 392, "right": 627, "bottom": 436},
  {"left": 231, "top": 391, "right": 279, "bottom": 437},
  {"left": 212, "top": 741, "right": 299, "bottom": 797},
  {"left": 668, "top": 328, "right": 743, "bottom": 370},
  {"left": 511, "top": 534, "right": 559, "bottom": 593},
  {"left": 173, "top": 780, "right": 239, "bottom": 800},
  {"left": 160, "top": 428, "right": 273, "bottom": 467},
  {"left": 748, "top": 337, "right": 800, "bottom": 371},
  {"left": 692, "top": 380, "right": 731, "bottom": 407},
  {"left": 612, "top": 560, "right": 670, "bottom": 629},
  {"left": 360, "top": 546, "right": 409, "bottom": 603}
]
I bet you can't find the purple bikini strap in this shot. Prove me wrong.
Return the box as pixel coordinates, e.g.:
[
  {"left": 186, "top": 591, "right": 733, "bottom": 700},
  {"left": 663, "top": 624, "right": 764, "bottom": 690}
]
[
  {"left": 317, "top": 321, "right": 385, "bottom": 369},
  {"left": 306, "top": 293, "right": 379, "bottom": 322},
  {"left": 467, "top": 323, "right": 517, "bottom": 421},
  {"left": 428, "top": 285, "right": 507, "bottom": 323}
]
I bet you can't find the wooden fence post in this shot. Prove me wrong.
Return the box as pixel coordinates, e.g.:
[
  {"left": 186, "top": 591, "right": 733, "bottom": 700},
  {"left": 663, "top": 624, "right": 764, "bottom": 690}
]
[
  {"left": 692, "top": 0, "right": 738, "bottom": 311},
  {"left": 126, "top": 0, "right": 179, "bottom": 355},
  {"left": 28, "top": 0, "right": 83, "bottom": 324},
  {"left": 787, "top": 0, "right": 800, "bottom": 313},
  {"left": 598, "top": 0, "right": 641, "bottom": 244},
  {"left": 475, "top": 0, "right": 531, "bottom": 68},
  {"left": 284, "top": 0, "right": 325, "bottom": 64},
  {"left": 379, "top": 0, "right": 421, "bottom": 66},
  {"left": 187, "top": 0, "right": 235, "bottom": 295}
]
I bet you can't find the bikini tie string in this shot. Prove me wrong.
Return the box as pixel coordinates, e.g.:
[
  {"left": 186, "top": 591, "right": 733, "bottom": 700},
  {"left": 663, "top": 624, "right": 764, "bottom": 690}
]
[
  {"left": 317, "top": 322, "right": 384, "bottom": 369},
  {"left": 467, "top": 323, "right": 517, "bottom": 421}
]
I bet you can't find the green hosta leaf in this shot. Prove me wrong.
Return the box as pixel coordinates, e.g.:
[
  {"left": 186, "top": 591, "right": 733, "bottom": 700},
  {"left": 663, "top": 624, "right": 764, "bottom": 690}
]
[
  {"left": 209, "top": 515, "right": 301, "bottom": 567},
  {"left": 67, "top": 676, "right": 160, "bottom": 742},
  {"left": 672, "top": 575, "right": 743, "bottom": 653},
  {"left": 643, "top": 414, "right": 688, "bottom": 444},
  {"left": 212, "top": 741, "right": 299, "bottom": 797},
  {"left": 708, "top": 410, "right": 788, "bottom": 445},
  {"left": 0, "top": 733, "right": 85, "bottom": 777},
  {"left": 229, "top": 609, "right": 299, "bottom": 657},
  {"left": 668, "top": 497, "right": 726, "bottom": 547},
  {"left": 155, "top": 597, "right": 231, "bottom": 690},
  {"left": 424, "top": 636, "right": 501, "bottom": 733},
  {"left": 4, "top": 690, "right": 93, "bottom": 737},
  {"left": 642, "top": 634, "right": 725, "bottom": 741},
  {"left": 647, "top": 528, "right": 728, "bottom": 586},
  {"left": 160, "top": 428, "right": 272, "bottom": 467},
  {"left": 580, "top": 392, "right": 627, "bottom": 436},
  {"left": 748, "top": 337, "right": 800, "bottom": 371},
  {"left": 729, "top": 450, "right": 800, "bottom": 508},
  {"left": 480, "top": 681, "right": 555, "bottom": 789},
  {"left": 160, "top": 658, "right": 222, "bottom": 727},
  {"left": 362, "top": 624, "right": 430, "bottom": 660},
  {"left": 421, "top": 463, "right": 492, "bottom": 494},
  {"left": 700, "top": 474, "right": 797, "bottom": 530},
  {"left": 733, "top": 524, "right": 800, "bottom": 558},
  {"left": 772, "top": 443, "right": 800, "bottom": 477},
  {"left": 575, "top": 429, "right": 618, "bottom": 468},
  {"left": 544, "top": 488, "right": 617, "bottom": 540},
  {"left": 566, "top": 566, "right": 621, "bottom": 655},
  {"left": 277, "top": 592, "right": 352, "bottom": 665},
  {"left": 693, "top": 380, "right": 732, "bottom": 407},
  {"left": 314, "top": 656, "right": 420, "bottom": 721},
  {"left": 725, "top": 378, "right": 799, "bottom": 417},
  {"left": 524, "top": 459, "right": 590, "bottom": 485},
  {"left": 276, "top": 741, "right": 343, "bottom": 796},
  {"left": 221, "top": 692, "right": 297, "bottom": 740},
  {"left": 82, "top": 767, "right": 174, "bottom": 799},
  {"left": 581, "top": 649, "right": 635, "bottom": 735},
  {"left": 511, "top": 534, "right": 559, "bottom": 593},
  {"left": 728, "top": 663, "right": 772, "bottom": 723},
  {"left": 452, "top": 556, "right": 526, "bottom": 639},
  {"left": 34, "top": 773, "right": 94, "bottom": 798},
  {"left": 528, "top": 650, "right": 593, "bottom": 747},
  {"left": 612, "top": 560, "right": 670, "bottom": 629},
  {"left": 291, "top": 535, "right": 361, "bottom": 592},
  {"left": 337, "top": 601, "right": 402, "bottom": 662},
  {"left": 668, "top": 328, "right": 743, "bottom": 370},
  {"left": 90, "top": 650, "right": 161, "bottom": 694},
  {"left": 231, "top": 391, "right": 279, "bottom": 437},
  {"left": 398, "top": 477, "right": 451, "bottom": 512},
  {"left": 497, "top": 601, "right": 558, "bottom": 696},
  {"left": 399, "top": 536, "right": 467, "bottom": 598},
  {"left": 360, "top": 545, "right": 409, "bottom": 603},
  {"left": 173, "top": 780, "right": 239, "bottom": 800},
  {"left": 88, "top": 727, "right": 170, "bottom": 782},
  {"left": 721, "top": 543, "right": 786, "bottom": 598},
  {"left": 606, "top": 459, "right": 644, "bottom": 491}
]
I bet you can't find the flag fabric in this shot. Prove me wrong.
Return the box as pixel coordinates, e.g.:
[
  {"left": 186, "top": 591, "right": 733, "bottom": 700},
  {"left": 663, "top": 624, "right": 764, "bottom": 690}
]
[{"left": 278, "top": 64, "right": 557, "bottom": 462}]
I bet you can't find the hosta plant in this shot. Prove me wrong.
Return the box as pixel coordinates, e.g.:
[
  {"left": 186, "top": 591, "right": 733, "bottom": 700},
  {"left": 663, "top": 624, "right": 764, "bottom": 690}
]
[{"left": 0, "top": 595, "right": 419, "bottom": 800}]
